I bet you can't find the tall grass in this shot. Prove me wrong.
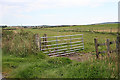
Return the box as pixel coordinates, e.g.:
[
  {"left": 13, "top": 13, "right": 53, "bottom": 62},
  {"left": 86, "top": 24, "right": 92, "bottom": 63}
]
[
  {"left": 2, "top": 25, "right": 118, "bottom": 78},
  {"left": 2, "top": 29, "right": 39, "bottom": 56},
  {"left": 2, "top": 53, "right": 117, "bottom": 78}
]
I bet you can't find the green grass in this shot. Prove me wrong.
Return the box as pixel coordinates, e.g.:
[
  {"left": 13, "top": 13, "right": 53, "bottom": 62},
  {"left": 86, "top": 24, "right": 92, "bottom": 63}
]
[
  {"left": 18, "top": 28, "right": 116, "bottom": 53},
  {"left": 2, "top": 52, "right": 118, "bottom": 78},
  {"left": 3, "top": 28, "right": 116, "bottom": 56},
  {"left": 2, "top": 23, "right": 118, "bottom": 78},
  {"left": 43, "top": 24, "right": 118, "bottom": 33},
  {"left": 2, "top": 30, "right": 39, "bottom": 56}
]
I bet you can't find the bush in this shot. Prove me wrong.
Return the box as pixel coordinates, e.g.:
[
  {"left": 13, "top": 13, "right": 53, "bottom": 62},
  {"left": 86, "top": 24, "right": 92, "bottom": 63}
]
[{"left": 2, "top": 30, "right": 39, "bottom": 56}]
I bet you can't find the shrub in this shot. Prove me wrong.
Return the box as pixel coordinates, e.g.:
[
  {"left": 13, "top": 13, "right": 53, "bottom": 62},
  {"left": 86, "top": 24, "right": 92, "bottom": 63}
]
[{"left": 2, "top": 30, "right": 39, "bottom": 56}]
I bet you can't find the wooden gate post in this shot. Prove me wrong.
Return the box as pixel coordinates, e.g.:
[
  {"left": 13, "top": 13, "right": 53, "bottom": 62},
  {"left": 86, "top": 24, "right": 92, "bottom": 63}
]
[
  {"left": 42, "top": 34, "right": 45, "bottom": 50},
  {"left": 82, "top": 35, "right": 84, "bottom": 49},
  {"left": 116, "top": 36, "right": 120, "bottom": 59},
  {"left": 94, "top": 38, "right": 99, "bottom": 59},
  {"left": 116, "top": 36, "right": 120, "bottom": 55},
  {"left": 35, "top": 34, "right": 40, "bottom": 50},
  {"left": 116, "top": 36, "right": 120, "bottom": 78},
  {"left": 56, "top": 37, "right": 59, "bottom": 56},
  {"left": 106, "top": 39, "right": 110, "bottom": 57},
  {"left": 44, "top": 34, "right": 48, "bottom": 49},
  {"left": 70, "top": 36, "right": 72, "bottom": 50},
  {"left": 39, "top": 37, "right": 41, "bottom": 51}
]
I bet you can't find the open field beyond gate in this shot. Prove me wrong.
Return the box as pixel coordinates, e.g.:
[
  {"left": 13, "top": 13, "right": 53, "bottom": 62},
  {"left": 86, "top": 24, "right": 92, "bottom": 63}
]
[{"left": 2, "top": 23, "right": 118, "bottom": 78}]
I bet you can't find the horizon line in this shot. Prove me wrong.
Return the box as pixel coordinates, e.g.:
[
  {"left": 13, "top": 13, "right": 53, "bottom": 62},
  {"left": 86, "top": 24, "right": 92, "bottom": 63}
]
[{"left": 0, "top": 21, "right": 119, "bottom": 26}]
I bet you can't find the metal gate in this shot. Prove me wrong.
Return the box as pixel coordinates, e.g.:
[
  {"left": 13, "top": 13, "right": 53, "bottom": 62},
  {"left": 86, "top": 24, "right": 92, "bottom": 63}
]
[{"left": 40, "top": 34, "right": 84, "bottom": 57}]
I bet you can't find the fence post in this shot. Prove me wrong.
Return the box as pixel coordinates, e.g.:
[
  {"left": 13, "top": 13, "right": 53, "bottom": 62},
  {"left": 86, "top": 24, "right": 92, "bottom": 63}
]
[
  {"left": 35, "top": 34, "right": 40, "bottom": 50},
  {"left": 116, "top": 36, "right": 120, "bottom": 56},
  {"left": 39, "top": 37, "right": 41, "bottom": 51},
  {"left": 56, "top": 37, "right": 59, "bottom": 56},
  {"left": 44, "top": 34, "right": 48, "bottom": 49},
  {"left": 42, "top": 35, "right": 45, "bottom": 50},
  {"left": 106, "top": 39, "right": 110, "bottom": 57},
  {"left": 82, "top": 35, "right": 84, "bottom": 49},
  {"left": 70, "top": 36, "right": 72, "bottom": 52},
  {"left": 94, "top": 38, "right": 99, "bottom": 59},
  {"left": 116, "top": 36, "right": 120, "bottom": 78}
]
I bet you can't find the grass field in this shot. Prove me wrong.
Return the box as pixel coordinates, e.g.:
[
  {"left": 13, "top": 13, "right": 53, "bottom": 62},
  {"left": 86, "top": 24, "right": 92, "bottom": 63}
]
[{"left": 2, "top": 23, "right": 118, "bottom": 78}]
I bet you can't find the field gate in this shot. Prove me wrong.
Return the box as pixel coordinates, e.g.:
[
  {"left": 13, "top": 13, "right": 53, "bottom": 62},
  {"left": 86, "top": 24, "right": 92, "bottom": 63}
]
[{"left": 36, "top": 34, "right": 84, "bottom": 57}]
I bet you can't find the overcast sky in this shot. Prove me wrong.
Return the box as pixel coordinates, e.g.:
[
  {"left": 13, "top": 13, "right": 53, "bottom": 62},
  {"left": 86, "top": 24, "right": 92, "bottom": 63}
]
[{"left": 0, "top": 0, "right": 119, "bottom": 26}]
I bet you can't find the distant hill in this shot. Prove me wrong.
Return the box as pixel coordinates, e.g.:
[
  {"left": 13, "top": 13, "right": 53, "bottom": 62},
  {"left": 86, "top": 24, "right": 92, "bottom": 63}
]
[
  {"left": 90, "top": 22, "right": 119, "bottom": 25},
  {"left": 1, "top": 22, "right": 119, "bottom": 28}
]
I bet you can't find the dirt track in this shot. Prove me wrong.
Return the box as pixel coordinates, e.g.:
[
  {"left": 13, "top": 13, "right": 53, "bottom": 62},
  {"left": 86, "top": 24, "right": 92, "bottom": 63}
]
[{"left": 63, "top": 53, "right": 95, "bottom": 62}]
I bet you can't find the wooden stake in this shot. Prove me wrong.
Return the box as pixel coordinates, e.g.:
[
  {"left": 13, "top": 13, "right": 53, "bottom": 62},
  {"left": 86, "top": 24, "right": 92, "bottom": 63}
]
[
  {"left": 94, "top": 38, "right": 99, "bottom": 59},
  {"left": 42, "top": 35, "right": 45, "bottom": 50},
  {"left": 39, "top": 37, "right": 41, "bottom": 51},
  {"left": 35, "top": 34, "right": 40, "bottom": 50},
  {"left": 106, "top": 39, "right": 110, "bottom": 57},
  {"left": 116, "top": 36, "right": 120, "bottom": 79}
]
